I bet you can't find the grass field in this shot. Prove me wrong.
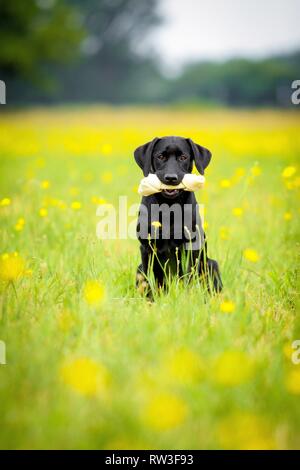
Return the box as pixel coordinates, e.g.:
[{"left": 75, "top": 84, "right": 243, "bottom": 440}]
[{"left": 0, "top": 106, "right": 299, "bottom": 449}]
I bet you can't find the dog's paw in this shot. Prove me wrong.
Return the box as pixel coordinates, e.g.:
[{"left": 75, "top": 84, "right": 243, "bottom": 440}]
[
  {"left": 207, "top": 258, "right": 223, "bottom": 293},
  {"left": 136, "top": 271, "right": 150, "bottom": 295}
]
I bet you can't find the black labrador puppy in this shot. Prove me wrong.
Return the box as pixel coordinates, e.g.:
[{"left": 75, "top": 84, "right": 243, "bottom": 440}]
[{"left": 134, "top": 136, "right": 222, "bottom": 295}]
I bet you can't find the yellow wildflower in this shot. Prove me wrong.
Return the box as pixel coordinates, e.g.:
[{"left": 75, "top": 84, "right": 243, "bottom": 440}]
[
  {"left": 213, "top": 351, "right": 254, "bottom": 386},
  {"left": 243, "top": 248, "right": 260, "bottom": 263},
  {"left": 217, "top": 412, "right": 276, "bottom": 450},
  {"left": 39, "top": 208, "right": 48, "bottom": 218},
  {"left": 60, "top": 357, "right": 109, "bottom": 396},
  {"left": 293, "top": 176, "right": 300, "bottom": 188},
  {"left": 219, "top": 226, "right": 230, "bottom": 240},
  {"left": 251, "top": 164, "right": 262, "bottom": 176},
  {"left": 15, "top": 217, "right": 25, "bottom": 231},
  {"left": 0, "top": 252, "right": 25, "bottom": 282},
  {"left": 91, "top": 196, "right": 106, "bottom": 205},
  {"left": 143, "top": 393, "right": 187, "bottom": 431},
  {"left": 0, "top": 197, "right": 11, "bottom": 206},
  {"left": 83, "top": 280, "right": 106, "bottom": 305},
  {"left": 283, "top": 342, "right": 294, "bottom": 361},
  {"left": 232, "top": 207, "right": 243, "bottom": 217},
  {"left": 285, "top": 369, "right": 300, "bottom": 395},
  {"left": 71, "top": 201, "right": 82, "bottom": 210},
  {"left": 101, "top": 144, "right": 112, "bottom": 155},
  {"left": 283, "top": 211, "right": 292, "bottom": 221},
  {"left": 220, "top": 179, "right": 232, "bottom": 189},
  {"left": 282, "top": 166, "right": 296, "bottom": 179},
  {"left": 151, "top": 221, "right": 162, "bottom": 229},
  {"left": 41, "top": 180, "right": 50, "bottom": 189},
  {"left": 220, "top": 300, "right": 235, "bottom": 314},
  {"left": 234, "top": 167, "right": 245, "bottom": 178}
]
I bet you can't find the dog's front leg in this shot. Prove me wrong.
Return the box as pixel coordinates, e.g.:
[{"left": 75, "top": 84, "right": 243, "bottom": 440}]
[
  {"left": 198, "top": 243, "right": 223, "bottom": 293},
  {"left": 136, "top": 244, "right": 167, "bottom": 295},
  {"left": 136, "top": 244, "right": 151, "bottom": 296}
]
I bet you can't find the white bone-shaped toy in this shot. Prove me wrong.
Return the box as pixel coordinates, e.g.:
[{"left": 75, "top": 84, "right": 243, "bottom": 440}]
[{"left": 138, "top": 173, "right": 205, "bottom": 196}]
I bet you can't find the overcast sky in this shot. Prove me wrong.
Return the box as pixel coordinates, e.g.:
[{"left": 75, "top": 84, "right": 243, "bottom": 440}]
[{"left": 150, "top": 0, "right": 300, "bottom": 71}]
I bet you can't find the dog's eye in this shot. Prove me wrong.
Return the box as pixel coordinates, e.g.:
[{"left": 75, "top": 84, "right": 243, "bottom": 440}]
[
  {"left": 178, "top": 154, "right": 187, "bottom": 161},
  {"left": 156, "top": 154, "right": 167, "bottom": 161}
]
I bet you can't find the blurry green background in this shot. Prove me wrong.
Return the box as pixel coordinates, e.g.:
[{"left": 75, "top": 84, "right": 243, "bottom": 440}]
[{"left": 1, "top": 0, "right": 300, "bottom": 107}]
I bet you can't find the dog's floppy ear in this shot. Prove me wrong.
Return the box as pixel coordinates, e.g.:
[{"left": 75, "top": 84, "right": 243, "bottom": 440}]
[
  {"left": 187, "top": 138, "right": 212, "bottom": 175},
  {"left": 134, "top": 137, "right": 159, "bottom": 176}
]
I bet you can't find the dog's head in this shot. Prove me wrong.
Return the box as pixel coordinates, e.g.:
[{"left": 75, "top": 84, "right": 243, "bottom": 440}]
[{"left": 134, "top": 136, "right": 211, "bottom": 198}]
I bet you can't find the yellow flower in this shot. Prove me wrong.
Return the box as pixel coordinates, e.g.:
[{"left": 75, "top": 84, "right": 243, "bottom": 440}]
[
  {"left": 143, "top": 393, "right": 187, "bottom": 430},
  {"left": 101, "top": 144, "right": 112, "bottom": 155},
  {"left": 220, "top": 300, "right": 235, "bottom": 314},
  {"left": 0, "top": 197, "right": 11, "bottom": 206},
  {"left": 151, "top": 221, "right": 162, "bottom": 229},
  {"left": 101, "top": 171, "right": 113, "bottom": 183},
  {"left": 0, "top": 252, "right": 25, "bottom": 282},
  {"left": 220, "top": 179, "right": 232, "bottom": 189},
  {"left": 293, "top": 176, "right": 300, "bottom": 188},
  {"left": 232, "top": 207, "right": 243, "bottom": 217},
  {"left": 283, "top": 211, "right": 292, "bottom": 221},
  {"left": 243, "top": 248, "right": 260, "bottom": 263},
  {"left": 60, "top": 357, "right": 109, "bottom": 396},
  {"left": 166, "top": 348, "right": 205, "bottom": 385},
  {"left": 14, "top": 217, "right": 25, "bottom": 231},
  {"left": 282, "top": 166, "right": 296, "bottom": 179},
  {"left": 41, "top": 180, "right": 50, "bottom": 189},
  {"left": 83, "top": 280, "right": 106, "bottom": 305},
  {"left": 71, "top": 201, "right": 82, "bottom": 210},
  {"left": 219, "top": 226, "right": 230, "bottom": 240},
  {"left": 284, "top": 181, "right": 295, "bottom": 190},
  {"left": 39, "top": 207, "right": 48, "bottom": 217},
  {"left": 91, "top": 196, "right": 106, "bottom": 205},
  {"left": 213, "top": 351, "right": 254, "bottom": 386},
  {"left": 283, "top": 342, "right": 294, "bottom": 360},
  {"left": 285, "top": 369, "right": 300, "bottom": 395},
  {"left": 217, "top": 412, "right": 276, "bottom": 450},
  {"left": 251, "top": 164, "right": 262, "bottom": 177},
  {"left": 234, "top": 167, "right": 245, "bottom": 178}
]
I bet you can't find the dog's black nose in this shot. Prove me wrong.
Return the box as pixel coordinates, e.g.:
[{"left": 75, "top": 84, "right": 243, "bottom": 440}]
[{"left": 165, "top": 174, "right": 179, "bottom": 184}]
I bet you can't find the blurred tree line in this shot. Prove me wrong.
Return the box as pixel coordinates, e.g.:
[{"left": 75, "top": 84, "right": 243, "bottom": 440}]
[{"left": 0, "top": 0, "right": 299, "bottom": 107}]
